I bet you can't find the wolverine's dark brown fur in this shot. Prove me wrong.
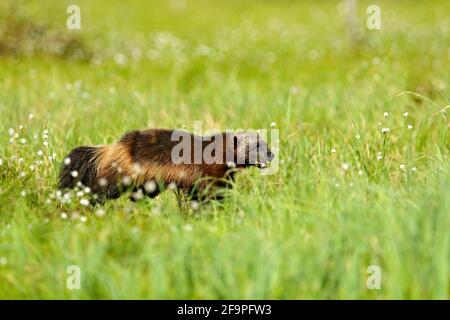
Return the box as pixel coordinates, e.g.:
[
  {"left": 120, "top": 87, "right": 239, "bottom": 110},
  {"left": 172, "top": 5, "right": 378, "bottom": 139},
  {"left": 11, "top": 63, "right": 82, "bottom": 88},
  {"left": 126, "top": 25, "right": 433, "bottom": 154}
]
[{"left": 59, "top": 128, "right": 274, "bottom": 202}]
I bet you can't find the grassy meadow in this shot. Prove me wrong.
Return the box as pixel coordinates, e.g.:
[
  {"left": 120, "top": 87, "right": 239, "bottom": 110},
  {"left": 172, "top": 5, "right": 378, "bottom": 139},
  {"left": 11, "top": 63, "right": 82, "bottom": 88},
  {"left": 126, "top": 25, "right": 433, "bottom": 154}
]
[{"left": 0, "top": 0, "right": 449, "bottom": 299}]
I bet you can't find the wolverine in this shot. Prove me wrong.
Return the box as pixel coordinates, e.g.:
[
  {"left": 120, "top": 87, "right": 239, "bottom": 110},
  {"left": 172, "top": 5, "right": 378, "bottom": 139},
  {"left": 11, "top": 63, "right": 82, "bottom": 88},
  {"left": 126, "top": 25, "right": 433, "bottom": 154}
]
[{"left": 58, "top": 128, "right": 274, "bottom": 202}]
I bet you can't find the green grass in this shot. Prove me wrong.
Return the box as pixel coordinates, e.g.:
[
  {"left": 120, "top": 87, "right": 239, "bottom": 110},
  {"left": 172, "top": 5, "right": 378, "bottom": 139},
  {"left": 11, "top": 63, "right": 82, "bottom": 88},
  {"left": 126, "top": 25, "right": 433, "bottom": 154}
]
[{"left": 0, "top": 0, "right": 449, "bottom": 299}]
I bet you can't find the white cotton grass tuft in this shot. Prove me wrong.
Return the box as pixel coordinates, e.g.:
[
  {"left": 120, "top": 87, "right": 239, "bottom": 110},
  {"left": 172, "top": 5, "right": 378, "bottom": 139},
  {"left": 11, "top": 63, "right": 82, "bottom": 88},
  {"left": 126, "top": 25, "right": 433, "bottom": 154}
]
[
  {"left": 114, "top": 53, "right": 128, "bottom": 65},
  {"left": 64, "top": 157, "right": 71, "bottom": 165},
  {"left": 122, "top": 176, "right": 132, "bottom": 186},
  {"left": 226, "top": 161, "right": 236, "bottom": 168},
  {"left": 8, "top": 128, "right": 15, "bottom": 136},
  {"left": 61, "top": 213, "right": 68, "bottom": 219},
  {"left": 71, "top": 212, "right": 80, "bottom": 220},
  {"left": 37, "top": 150, "right": 43, "bottom": 156},
  {"left": 80, "top": 216, "right": 87, "bottom": 223},
  {"left": 152, "top": 206, "right": 161, "bottom": 215},
  {"left": 403, "top": 112, "right": 409, "bottom": 118},
  {"left": 383, "top": 112, "right": 389, "bottom": 118},
  {"left": 341, "top": 163, "right": 351, "bottom": 171},
  {"left": 58, "top": 192, "right": 69, "bottom": 202},
  {"left": 0, "top": 159, "right": 3, "bottom": 166},
  {"left": 411, "top": 167, "right": 417, "bottom": 172},
  {"left": 290, "top": 86, "right": 300, "bottom": 95},
  {"left": 377, "top": 152, "right": 383, "bottom": 161},
  {"left": 131, "top": 163, "right": 143, "bottom": 176},
  {"left": 144, "top": 181, "right": 157, "bottom": 194},
  {"left": 131, "top": 189, "right": 144, "bottom": 201},
  {"left": 331, "top": 148, "right": 337, "bottom": 154},
  {"left": 80, "top": 199, "right": 90, "bottom": 206},
  {"left": 28, "top": 113, "right": 34, "bottom": 120},
  {"left": 381, "top": 127, "right": 390, "bottom": 134},
  {"left": 20, "top": 191, "right": 26, "bottom": 197},
  {"left": 95, "top": 209, "right": 106, "bottom": 217},
  {"left": 358, "top": 170, "right": 363, "bottom": 176},
  {"left": 400, "top": 164, "right": 406, "bottom": 171},
  {"left": 270, "top": 122, "right": 277, "bottom": 127},
  {"left": 407, "top": 124, "right": 413, "bottom": 130},
  {"left": 70, "top": 171, "right": 78, "bottom": 178},
  {"left": 190, "top": 200, "right": 199, "bottom": 210},
  {"left": 168, "top": 182, "right": 177, "bottom": 190},
  {"left": 98, "top": 178, "right": 107, "bottom": 187}
]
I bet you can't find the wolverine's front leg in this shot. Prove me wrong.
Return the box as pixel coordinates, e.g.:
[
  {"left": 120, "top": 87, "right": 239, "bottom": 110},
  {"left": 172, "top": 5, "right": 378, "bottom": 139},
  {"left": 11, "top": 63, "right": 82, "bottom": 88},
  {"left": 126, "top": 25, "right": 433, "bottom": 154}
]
[{"left": 129, "top": 180, "right": 161, "bottom": 201}]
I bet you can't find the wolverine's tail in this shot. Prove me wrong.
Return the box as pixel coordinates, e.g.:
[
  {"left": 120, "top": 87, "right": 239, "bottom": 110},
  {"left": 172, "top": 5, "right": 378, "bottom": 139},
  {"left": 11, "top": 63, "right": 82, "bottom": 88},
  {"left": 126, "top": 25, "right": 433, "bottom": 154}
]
[{"left": 58, "top": 146, "right": 102, "bottom": 190}]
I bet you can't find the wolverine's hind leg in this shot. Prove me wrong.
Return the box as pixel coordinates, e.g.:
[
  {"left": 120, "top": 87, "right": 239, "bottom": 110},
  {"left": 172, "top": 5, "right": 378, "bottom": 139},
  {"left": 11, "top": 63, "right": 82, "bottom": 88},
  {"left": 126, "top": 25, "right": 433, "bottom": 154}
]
[{"left": 95, "top": 181, "right": 121, "bottom": 202}]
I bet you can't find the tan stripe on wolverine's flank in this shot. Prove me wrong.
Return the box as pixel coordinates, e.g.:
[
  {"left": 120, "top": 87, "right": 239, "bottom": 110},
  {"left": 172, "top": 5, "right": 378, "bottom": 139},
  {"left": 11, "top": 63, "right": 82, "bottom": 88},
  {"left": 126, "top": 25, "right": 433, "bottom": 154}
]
[
  {"left": 96, "top": 143, "right": 133, "bottom": 178},
  {"left": 95, "top": 142, "right": 205, "bottom": 188},
  {"left": 140, "top": 163, "right": 204, "bottom": 188}
]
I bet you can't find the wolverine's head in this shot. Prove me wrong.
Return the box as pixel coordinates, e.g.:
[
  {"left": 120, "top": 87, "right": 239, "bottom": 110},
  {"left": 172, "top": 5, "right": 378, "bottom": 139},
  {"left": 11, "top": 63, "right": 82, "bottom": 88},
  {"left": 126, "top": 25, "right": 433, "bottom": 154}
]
[{"left": 228, "top": 131, "right": 275, "bottom": 168}]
